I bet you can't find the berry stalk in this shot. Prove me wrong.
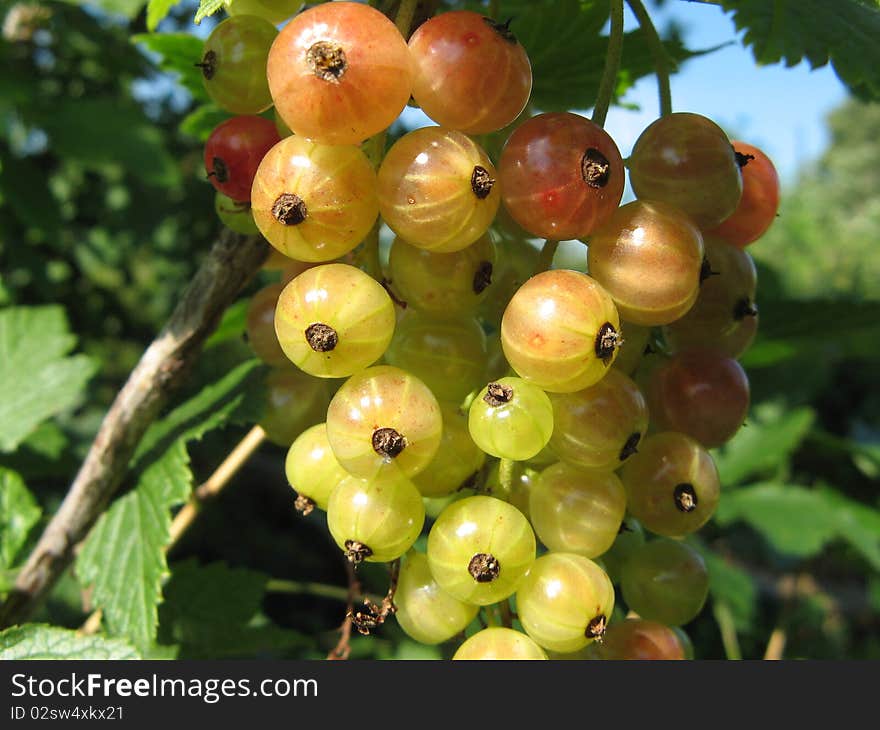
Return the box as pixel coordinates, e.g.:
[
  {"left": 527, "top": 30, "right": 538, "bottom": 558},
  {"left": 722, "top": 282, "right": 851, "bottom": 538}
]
[
  {"left": 626, "top": 0, "right": 672, "bottom": 116},
  {"left": 591, "top": 0, "right": 624, "bottom": 127},
  {"left": 393, "top": 0, "right": 419, "bottom": 38},
  {"left": 534, "top": 239, "right": 559, "bottom": 274}
]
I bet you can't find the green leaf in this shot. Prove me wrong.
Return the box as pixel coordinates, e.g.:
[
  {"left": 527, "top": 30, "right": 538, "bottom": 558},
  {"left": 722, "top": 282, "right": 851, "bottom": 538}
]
[
  {"left": 0, "top": 152, "right": 63, "bottom": 235},
  {"left": 132, "top": 32, "right": 210, "bottom": 102},
  {"left": 806, "top": 429, "right": 880, "bottom": 480},
  {"left": 719, "top": 0, "right": 880, "bottom": 100},
  {"left": 817, "top": 487, "right": 880, "bottom": 570},
  {"left": 159, "top": 560, "right": 308, "bottom": 658},
  {"left": 712, "top": 405, "right": 814, "bottom": 485},
  {"left": 0, "top": 468, "right": 41, "bottom": 570},
  {"left": 33, "top": 98, "right": 181, "bottom": 187},
  {"left": 741, "top": 299, "right": 880, "bottom": 368},
  {"left": 205, "top": 298, "right": 248, "bottom": 348},
  {"left": 195, "top": 0, "right": 229, "bottom": 24},
  {"left": 0, "top": 306, "right": 97, "bottom": 453},
  {"left": 0, "top": 624, "right": 140, "bottom": 660},
  {"left": 76, "top": 441, "right": 190, "bottom": 652},
  {"left": 77, "top": 361, "right": 265, "bottom": 651},
  {"left": 133, "top": 359, "right": 265, "bottom": 464},
  {"left": 179, "top": 104, "right": 231, "bottom": 142},
  {"left": 715, "top": 483, "right": 880, "bottom": 570},
  {"left": 18, "top": 422, "right": 68, "bottom": 462},
  {"left": 853, "top": 442, "right": 880, "bottom": 479},
  {"left": 163, "top": 559, "right": 267, "bottom": 624},
  {"left": 869, "top": 575, "right": 880, "bottom": 613},
  {"left": 147, "top": 0, "right": 180, "bottom": 30},
  {"left": 510, "top": 0, "right": 712, "bottom": 111},
  {"left": 58, "top": 0, "right": 147, "bottom": 19},
  {"left": 691, "top": 540, "right": 757, "bottom": 632},
  {"left": 0, "top": 422, "right": 72, "bottom": 483}
]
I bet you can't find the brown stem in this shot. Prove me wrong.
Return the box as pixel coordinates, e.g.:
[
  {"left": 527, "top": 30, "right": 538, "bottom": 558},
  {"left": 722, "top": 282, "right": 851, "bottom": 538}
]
[
  {"left": 763, "top": 627, "right": 786, "bottom": 660},
  {"left": 327, "top": 560, "right": 361, "bottom": 660},
  {"left": 499, "top": 599, "right": 514, "bottom": 629},
  {"left": 347, "top": 558, "right": 401, "bottom": 637},
  {"left": 168, "top": 425, "right": 267, "bottom": 548},
  {"left": 533, "top": 239, "right": 558, "bottom": 274},
  {"left": 0, "top": 229, "right": 268, "bottom": 629}
]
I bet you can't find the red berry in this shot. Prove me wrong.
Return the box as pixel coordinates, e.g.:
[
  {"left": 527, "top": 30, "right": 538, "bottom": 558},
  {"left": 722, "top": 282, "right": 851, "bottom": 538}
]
[
  {"left": 629, "top": 112, "right": 742, "bottom": 229},
  {"left": 499, "top": 112, "right": 624, "bottom": 241},
  {"left": 204, "top": 115, "right": 280, "bottom": 202},
  {"left": 709, "top": 141, "right": 780, "bottom": 247},
  {"left": 645, "top": 349, "right": 750, "bottom": 448},
  {"left": 408, "top": 11, "right": 532, "bottom": 135},
  {"left": 266, "top": 1, "right": 413, "bottom": 146}
]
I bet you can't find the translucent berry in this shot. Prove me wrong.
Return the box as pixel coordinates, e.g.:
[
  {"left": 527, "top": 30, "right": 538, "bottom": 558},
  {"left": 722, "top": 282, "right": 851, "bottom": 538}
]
[
  {"left": 395, "top": 551, "right": 479, "bottom": 645},
  {"left": 259, "top": 367, "right": 329, "bottom": 446},
  {"left": 547, "top": 368, "right": 649, "bottom": 472},
  {"left": 377, "top": 127, "right": 500, "bottom": 253},
  {"left": 621, "top": 539, "right": 709, "bottom": 626},
  {"left": 274, "top": 263, "right": 395, "bottom": 378},
  {"left": 467, "top": 377, "right": 554, "bottom": 461},
  {"left": 628, "top": 112, "right": 742, "bottom": 229},
  {"left": 663, "top": 235, "right": 758, "bottom": 358},
  {"left": 284, "top": 423, "right": 348, "bottom": 514},
  {"left": 619, "top": 432, "right": 721, "bottom": 537},
  {"left": 199, "top": 15, "right": 276, "bottom": 114},
  {"left": 587, "top": 200, "right": 705, "bottom": 327},
  {"left": 326, "top": 471, "right": 425, "bottom": 563},
  {"left": 427, "top": 495, "right": 535, "bottom": 605},
  {"left": 709, "top": 141, "right": 780, "bottom": 247},
  {"left": 645, "top": 349, "right": 750, "bottom": 448},
  {"left": 251, "top": 136, "right": 378, "bottom": 262},
  {"left": 499, "top": 112, "right": 624, "bottom": 240},
  {"left": 501, "top": 269, "right": 621, "bottom": 392},
  {"left": 245, "top": 283, "right": 288, "bottom": 366},
  {"left": 453, "top": 628, "right": 547, "bottom": 660},
  {"left": 204, "top": 115, "right": 280, "bottom": 202},
  {"left": 408, "top": 11, "right": 532, "bottom": 135},
  {"left": 412, "top": 403, "right": 485, "bottom": 498},
  {"left": 267, "top": 1, "right": 413, "bottom": 145},
  {"left": 387, "top": 234, "right": 496, "bottom": 318},
  {"left": 529, "top": 463, "right": 626, "bottom": 558},
  {"left": 516, "top": 552, "right": 615, "bottom": 653},
  {"left": 383, "top": 312, "right": 487, "bottom": 403},
  {"left": 325, "top": 365, "right": 442, "bottom": 479}
]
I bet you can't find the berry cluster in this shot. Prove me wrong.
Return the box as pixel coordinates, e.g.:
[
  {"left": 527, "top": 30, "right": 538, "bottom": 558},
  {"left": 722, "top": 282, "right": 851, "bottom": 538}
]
[{"left": 198, "top": 2, "right": 780, "bottom": 660}]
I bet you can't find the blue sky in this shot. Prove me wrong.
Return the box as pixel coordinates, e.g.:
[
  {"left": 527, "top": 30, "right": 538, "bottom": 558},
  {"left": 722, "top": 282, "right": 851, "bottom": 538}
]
[
  {"left": 394, "top": 1, "right": 849, "bottom": 185},
  {"left": 604, "top": 1, "right": 849, "bottom": 184},
  {"left": 172, "top": 0, "right": 848, "bottom": 184}
]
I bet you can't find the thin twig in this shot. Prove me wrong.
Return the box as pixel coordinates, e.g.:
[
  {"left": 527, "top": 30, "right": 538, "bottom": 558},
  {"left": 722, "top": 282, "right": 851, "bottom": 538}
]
[
  {"left": 0, "top": 229, "right": 268, "bottom": 629},
  {"left": 713, "top": 600, "right": 742, "bottom": 660},
  {"left": 168, "top": 425, "right": 267, "bottom": 548},
  {"left": 533, "top": 239, "right": 559, "bottom": 274},
  {"left": 77, "top": 608, "right": 103, "bottom": 636},
  {"left": 393, "top": 0, "right": 419, "bottom": 38},
  {"left": 327, "top": 560, "right": 361, "bottom": 660},
  {"left": 355, "top": 221, "right": 383, "bottom": 282},
  {"left": 592, "top": 0, "right": 625, "bottom": 127},
  {"left": 763, "top": 627, "right": 786, "bottom": 660},
  {"left": 348, "top": 558, "right": 401, "bottom": 636},
  {"left": 266, "top": 579, "right": 383, "bottom": 606},
  {"left": 626, "top": 0, "right": 673, "bottom": 116},
  {"left": 499, "top": 599, "right": 514, "bottom": 629},
  {"left": 498, "top": 458, "right": 517, "bottom": 495}
]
